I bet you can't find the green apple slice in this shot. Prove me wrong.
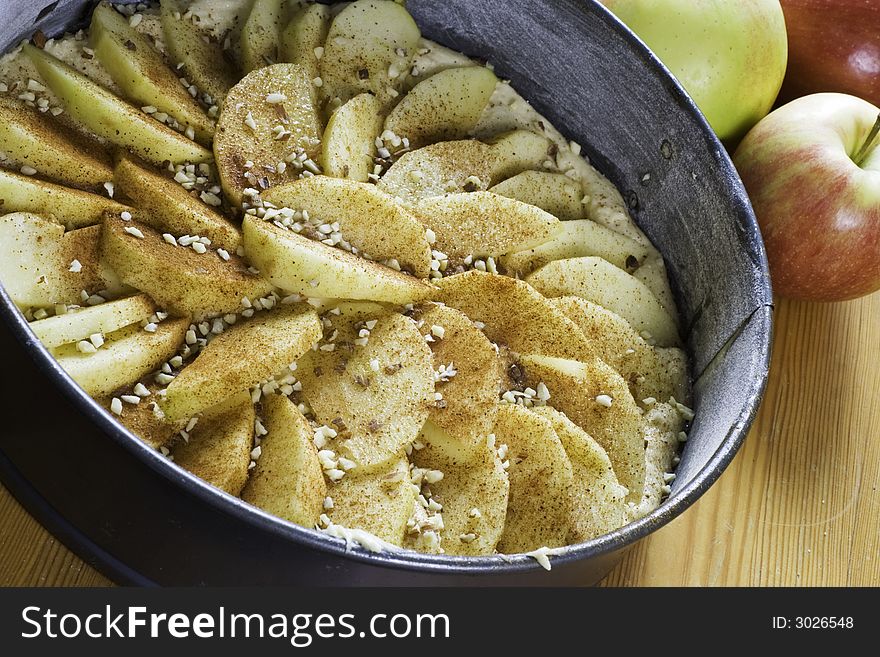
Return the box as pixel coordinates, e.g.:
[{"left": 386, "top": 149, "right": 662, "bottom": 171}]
[
  {"left": 160, "top": 0, "right": 237, "bottom": 105},
  {"left": 29, "top": 293, "right": 156, "bottom": 349},
  {"left": 490, "top": 170, "right": 585, "bottom": 220},
  {"left": 493, "top": 403, "right": 573, "bottom": 554},
  {"left": 436, "top": 271, "right": 597, "bottom": 363},
  {"left": 320, "top": 0, "right": 420, "bottom": 110},
  {"left": 161, "top": 306, "right": 322, "bottom": 421},
  {"left": 54, "top": 317, "right": 189, "bottom": 397},
  {"left": 242, "top": 216, "right": 435, "bottom": 304},
  {"left": 113, "top": 156, "right": 241, "bottom": 251},
  {"left": 487, "top": 130, "right": 556, "bottom": 180},
  {"left": 321, "top": 93, "right": 383, "bottom": 182},
  {"left": 527, "top": 256, "right": 680, "bottom": 346},
  {"left": 214, "top": 63, "right": 322, "bottom": 206},
  {"left": 518, "top": 353, "right": 646, "bottom": 501},
  {"left": 384, "top": 66, "right": 498, "bottom": 149},
  {"left": 171, "top": 390, "right": 255, "bottom": 496},
  {"left": 240, "top": 0, "right": 285, "bottom": 73},
  {"left": 0, "top": 168, "right": 129, "bottom": 229},
  {"left": 501, "top": 219, "right": 650, "bottom": 277},
  {"left": 0, "top": 96, "right": 113, "bottom": 190},
  {"left": 90, "top": 2, "right": 214, "bottom": 145},
  {"left": 100, "top": 212, "right": 273, "bottom": 320},
  {"left": 280, "top": 2, "right": 331, "bottom": 82},
  {"left": 241, "top": 393, "right": 327, "bottom": 527},
  {"left": 262, "top": 176, "right": 432, "bottom": 277},
  {"left": 409, "top": 192, "right": 560, "bottom": 260},
  {"left": 25, "top": 44, "right": 211, "bottom": 165},
  {"left": 0, "top": 213, "right": 118, "bottom": 308}
]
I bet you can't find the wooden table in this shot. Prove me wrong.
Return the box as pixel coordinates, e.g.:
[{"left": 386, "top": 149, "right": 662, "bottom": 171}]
[{"left": 1, "top": 296, "right": 878, "bottom": 587}]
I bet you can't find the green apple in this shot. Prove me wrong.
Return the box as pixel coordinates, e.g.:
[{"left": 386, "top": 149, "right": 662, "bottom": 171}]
[{"left": 600, "top": 0, "right": 788, "bottom": 142}]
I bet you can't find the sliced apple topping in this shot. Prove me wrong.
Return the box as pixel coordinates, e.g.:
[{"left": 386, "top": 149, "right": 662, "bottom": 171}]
[
  {"left": 171, "top": 390, "right": 255, "bottom": 496},
  {"left": 214, "top": 63, "right": 322, "bottom": 206},
  {"left": 490, "top": 170, "right": 585, "bottom": 221},
  {"left": 262, "top": 176, "right": 432, "bottom": 277},
  {"left": 319, "top": 0, "right": 421, "bottom": 110},
  {"left": 0, "top": 168, "right": 129, "bottom": 229},
  {"left": 54, "top": 317, "right": 189, "bottom": 398},
  {"left": 25, "top": 44, "right": 212, "bottom": 165},
  {"left": 0, "top": 212, "right": 118, "bottom": 308},
  {"left": 321, "top": 93, "right": 383, "bottom": 182},
  {"left": 100, "top": 212, "right": 273, "bottom": 320},
  {"left": 0, "top": 95, "right": 113, "bottom": 189},
  {"left": 384, "top": 67, "right": 499, "bottom": 149},
  {"left": 161, "top": 305, "right": 322, "bottom": 422},
  {"left": 280, "top": 2, "right": 331, "bottom": 82},
  {"left": 90, "top": 2, "right": 214, "bottom": 144},
  {"left": 28, "top": 293, "right": 155, "bottom": 349},
  {"left": 241, "top": 393, "right": 327, "bottom": 528},
  {"left": 240, "top": 0, "right": 286, "bottom": 73},
  {"left": 410, "top": 191, "right": 559, "bottom": 262},
  {"left": 160, "top": 0, "right": 237, "bottom": 105},
  {"left": 242, "top": 216, "right": 435, "bottom": 304},
  {"left": 527, "top": 256, "right": 681, "bottom": 347},
  {"left": 114, "top": 156, "right": 241, "bottom": 251}
]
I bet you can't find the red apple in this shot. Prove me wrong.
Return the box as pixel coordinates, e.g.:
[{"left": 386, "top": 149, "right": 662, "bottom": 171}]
[
  {"left": 733, "top": 93, "right": 880, "bottom": 301},
  {"left": 778, "top": 0, "right": 880, "bottom": 107}
]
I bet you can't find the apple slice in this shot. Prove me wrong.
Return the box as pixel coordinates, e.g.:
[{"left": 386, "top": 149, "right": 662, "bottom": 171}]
[
  {"left": 240, "top": 0, "right": 285, "bottom": 73},
  {"left": 410, "top": 191, "right": 559, "bottom": 260},
  {"left": 326, "top": 452, "right": 417, "bottom": 546},
  {"left": 262, "top": 176, "right": 432, "bottom": 277},
  {"left": 527, "top": 257, "right": 680, "bottom": 347},
  {"left": 242, "top": 216, "right": 435, "bottom": 304},
  {"left": 90, "top": 2, "right": 214, "bottom": 144},
  {"left": 501, "top": 219, "right": 650, "bottom": 277},
  {"left": 378, "top": 139, "right": 497, "bottom": 199},
  {"left": 280, "top": 2, "right": 331, "bottom": 82},
  {"left": 493, "top": 404, "right": 573, "bottom": 553},
  {"left": 436, "top": 271, "right": 596, "bottom": 362},
  {"left": 321, "top": 93, "right": 383, "bottom": 183},
  {"left": 113, "top": 156, "right": 241, "bottom": 251},
  {"left": 415, "top": 304, "right": 504, "bottom": 453},
  {"left": 383, "top": 66, "right": 498, "bottom": 149},
  {"left": 25, "top": 44, "right": 211, "bottom": 165},
  {"left": 97, "top": 380, "right": 185, "bottom": 450},
  {"left": 171, "top": 391, "right": 255, "bottom": 496},
  {"left": 411, "top": 432, "right": 509, "bottom": 556},
  {"left": 54, "top": 317, "right": 189, "bottom": 397},
  {"left": 28, "top": 293, "right": 156, "bottom": 349},
  {"left": 297, "top": 311, "right": 434, "bottom": 474},
  {"left": 0, "top": 168, "right": 129, "bottom": 229},
  {"left": 213, "top": 63, "right": 322, "bottom": 206},
  {"left": 531, "top": 406, "right": 630, "bottom": 542},
  {"left": 550, "top": 296, "right": 689, "bottom": 405},
  {"left": 160, "top": 0, "right": 237, "bottom": 105},
  {"left": 487, "top": 130, "right": 555, "bottom": 180},
  {"left": 378, "top": 131, "right": 554, "bottom": 201},
  {"left": 0, "top": 96, "right": 113, "bottom": 190},
  {"left": 100, "top": 213, "right": 273, "bottom": 320},
  {"left": 518, "top": 354, "right": 646, "bottom": 501},
  {"left": 490, "top": 170, "right": 585, "bottom": 220},
  {"left": 320, "top": 0, "right": 421, "bottom": 110},
  {"left": 0, "top": 213, "right": 118, "bottom": 308},
  {"left": 241, "top": 393, "right": 327, "bottom": 527},
  {"left": 161, "top": 305, "right": 322, "bottom": 422}
]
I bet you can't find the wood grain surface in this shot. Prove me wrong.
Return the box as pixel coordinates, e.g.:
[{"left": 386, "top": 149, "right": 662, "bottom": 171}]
[{"left": 1, "top": 295, "right": 878, "bottom": 587}]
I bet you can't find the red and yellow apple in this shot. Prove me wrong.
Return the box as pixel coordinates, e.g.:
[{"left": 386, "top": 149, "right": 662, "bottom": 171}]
[
  {"left": 599, "top": 0, "right": 788, "bottom": 143},
  {"left": 733, "top": 93, "right": 880, "bottom": 301},
  {"left": 778, "top": 0, "right": 880, "bottom": 108}
]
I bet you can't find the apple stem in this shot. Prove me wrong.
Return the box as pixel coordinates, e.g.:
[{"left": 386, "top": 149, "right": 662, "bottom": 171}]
[{"left": 854, "top": 114, "right": 880, "bottom": 167}]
